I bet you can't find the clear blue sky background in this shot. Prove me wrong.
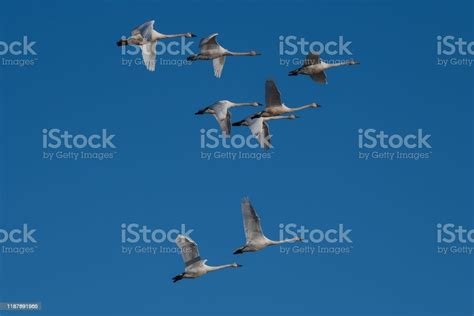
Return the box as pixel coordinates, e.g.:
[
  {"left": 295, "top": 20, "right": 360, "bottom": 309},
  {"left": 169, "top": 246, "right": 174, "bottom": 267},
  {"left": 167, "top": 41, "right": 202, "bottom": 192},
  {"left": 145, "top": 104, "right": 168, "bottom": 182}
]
[{"left": 0, "top": 0, "right": 472, "bottom": 315}]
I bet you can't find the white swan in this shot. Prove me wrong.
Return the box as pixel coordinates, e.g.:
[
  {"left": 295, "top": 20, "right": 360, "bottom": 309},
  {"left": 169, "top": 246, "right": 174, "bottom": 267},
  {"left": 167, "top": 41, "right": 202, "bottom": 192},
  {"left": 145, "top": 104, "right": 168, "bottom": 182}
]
[
  {"left": 117, "top": 20, "right": 196, "bottom": 71},
  {"left": 289, "top": 52, "right": 359, "bottom": 84},
  {"left": 233, "top": 198, "right": 302, "bottom": 254},
  {"left": 172, "top": 235, "right": 242, "bottom": 283},
  {"left": 232, "top": 114, "right": 297, "bottom": 149},
  {"left": 187, "top": 33, "right": 261, "bottom": 78},
  {"left": 195, "top": 100, "right": 261, "bottom": 136},
  {"left": 252, "top": 79, "right": 321, "bottom": 118}
]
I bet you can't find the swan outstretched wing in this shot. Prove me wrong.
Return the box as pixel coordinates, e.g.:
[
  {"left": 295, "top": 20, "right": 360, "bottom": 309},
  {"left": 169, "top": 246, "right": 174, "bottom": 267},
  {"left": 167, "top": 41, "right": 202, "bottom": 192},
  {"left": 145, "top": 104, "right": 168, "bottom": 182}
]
[
  {"left": 249, "top": 118, "right": 262, "bottom": 138},
  {"left": 265, "top": 79, "right": 282, "bottom": 107},
  {"left": 176, "top": 235, "right": 203, "bottom": 268},
  {"left": 261, "top": 121, "right": 271, "bottom": 149},
  {"left": 200, "top": 33, "right": 220, "bottom": 51},
  {"left": 140, "top": 42, "right": 157, "bottom": 71},
  {"left": 215, "top": 110, "right": 231, "bottom": 136},
  {"left": 304, "top": 52, "right": 321, "bottom": 66},
  {"left": 310, "top": 71, "right": 327, "bottom": 84},
  {"left": 213, "top": 56, "right": 226, "bottom": 78},
  {"left": 241, "top": 198, "right": 264, "bottom": 241},
  {"left": 132, "top": 20, "right": 155, "bottom": 42}
]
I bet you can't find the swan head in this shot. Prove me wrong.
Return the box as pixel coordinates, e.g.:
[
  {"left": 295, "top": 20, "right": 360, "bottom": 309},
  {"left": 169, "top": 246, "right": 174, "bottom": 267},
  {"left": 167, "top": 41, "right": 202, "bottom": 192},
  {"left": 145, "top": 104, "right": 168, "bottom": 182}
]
[
  {"left": 348, "top": 60, "right": 360, "bottom": 65},
  {"left": 253, "top": 102, "right": 262, "bottom": 106},
  {"left": 250, "top": 51, "right": 261, "bottom": 56},
  {"left": 231, "top": 263, "right": 243, "bottom": 268},
  {"left": 186, "top": 33, "right": 197, "bottom": 38},
  {"left": 187, "top": 54, "right": 199, "bottom": 61},
  {"left": 287, "top": 114, "right": 298, "bottom": 119},
  {"left": 310, "top": 103, "right": 322, "bottom": 108}
]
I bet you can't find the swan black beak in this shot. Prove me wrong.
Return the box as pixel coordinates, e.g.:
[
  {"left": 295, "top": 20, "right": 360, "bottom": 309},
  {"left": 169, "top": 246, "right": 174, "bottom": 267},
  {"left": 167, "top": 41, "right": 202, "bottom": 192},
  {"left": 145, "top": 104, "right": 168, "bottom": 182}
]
[
  {"left": 257, "top": 102, "right": 263, "bottom": 106},
  {"left": 190, "top": 33, "right": 197, "bottom": 38}
]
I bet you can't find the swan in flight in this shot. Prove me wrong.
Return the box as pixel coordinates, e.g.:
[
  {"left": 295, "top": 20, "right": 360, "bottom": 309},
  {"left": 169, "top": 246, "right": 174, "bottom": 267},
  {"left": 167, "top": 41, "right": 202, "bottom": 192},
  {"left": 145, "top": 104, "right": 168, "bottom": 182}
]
[
  {"left": 187, "top": 33, "right": 261, "bottom": 78},
  {"left": 117, "top": 20, "right": 196, "bottom": 71},
  {"left": 252, "top": 79, "right": 321, "bottom": 118},
  {"left": 172, "top": 235, "right": 242, "bottom": 283},
  {"left": 233, "top": 198, "right": 302, "bottom": 254},
  {"left": 288, "top": 52, "right": 359, "bottom": 84},
  {"left": 232, "top": 114, "right": 297, "bottom": 150},
  {"left": 195, "top": 100, "right": 261, "bottom": 136}
]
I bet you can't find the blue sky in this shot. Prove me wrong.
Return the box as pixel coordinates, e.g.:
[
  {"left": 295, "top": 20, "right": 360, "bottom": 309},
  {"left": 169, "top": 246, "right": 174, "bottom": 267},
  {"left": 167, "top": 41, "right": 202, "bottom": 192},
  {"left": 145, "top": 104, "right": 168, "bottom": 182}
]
[{"left": 0, "top": 0, "right": 473, "bottom": 315}]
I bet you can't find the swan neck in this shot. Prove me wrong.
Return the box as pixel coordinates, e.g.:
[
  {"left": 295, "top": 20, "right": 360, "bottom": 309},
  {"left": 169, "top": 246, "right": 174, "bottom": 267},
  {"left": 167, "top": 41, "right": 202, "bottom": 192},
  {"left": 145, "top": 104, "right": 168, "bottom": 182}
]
[
  {"left": 232, "top": 102, "right": 256, "bottom": 107},
  {"left": 227, "top": 51, "right": 254, "bottom": 56},
  {"left": 291, "top": 104, "right": 313, "bottom": 111},
  {"left": 326, "top": 61, "right": 349, "bottom": 68},
  {"left": 266, "top": 115, "right": 289, "bottom": 121},
  {"left": 163, "top": 33, "right": 188, "bottom": 39},
  {"left": 269, "top": 237, "right": 299, "bottom": 245},
  {"left": 206, "top": 264, "right": 233, "bottom": 272}
]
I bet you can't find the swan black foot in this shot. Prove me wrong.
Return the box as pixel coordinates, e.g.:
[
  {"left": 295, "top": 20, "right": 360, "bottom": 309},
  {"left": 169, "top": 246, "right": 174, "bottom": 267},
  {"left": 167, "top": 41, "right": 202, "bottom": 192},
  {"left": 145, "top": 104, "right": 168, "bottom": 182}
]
[{"left": 172, "top": 273, "right": 185, "bottom": 283}]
